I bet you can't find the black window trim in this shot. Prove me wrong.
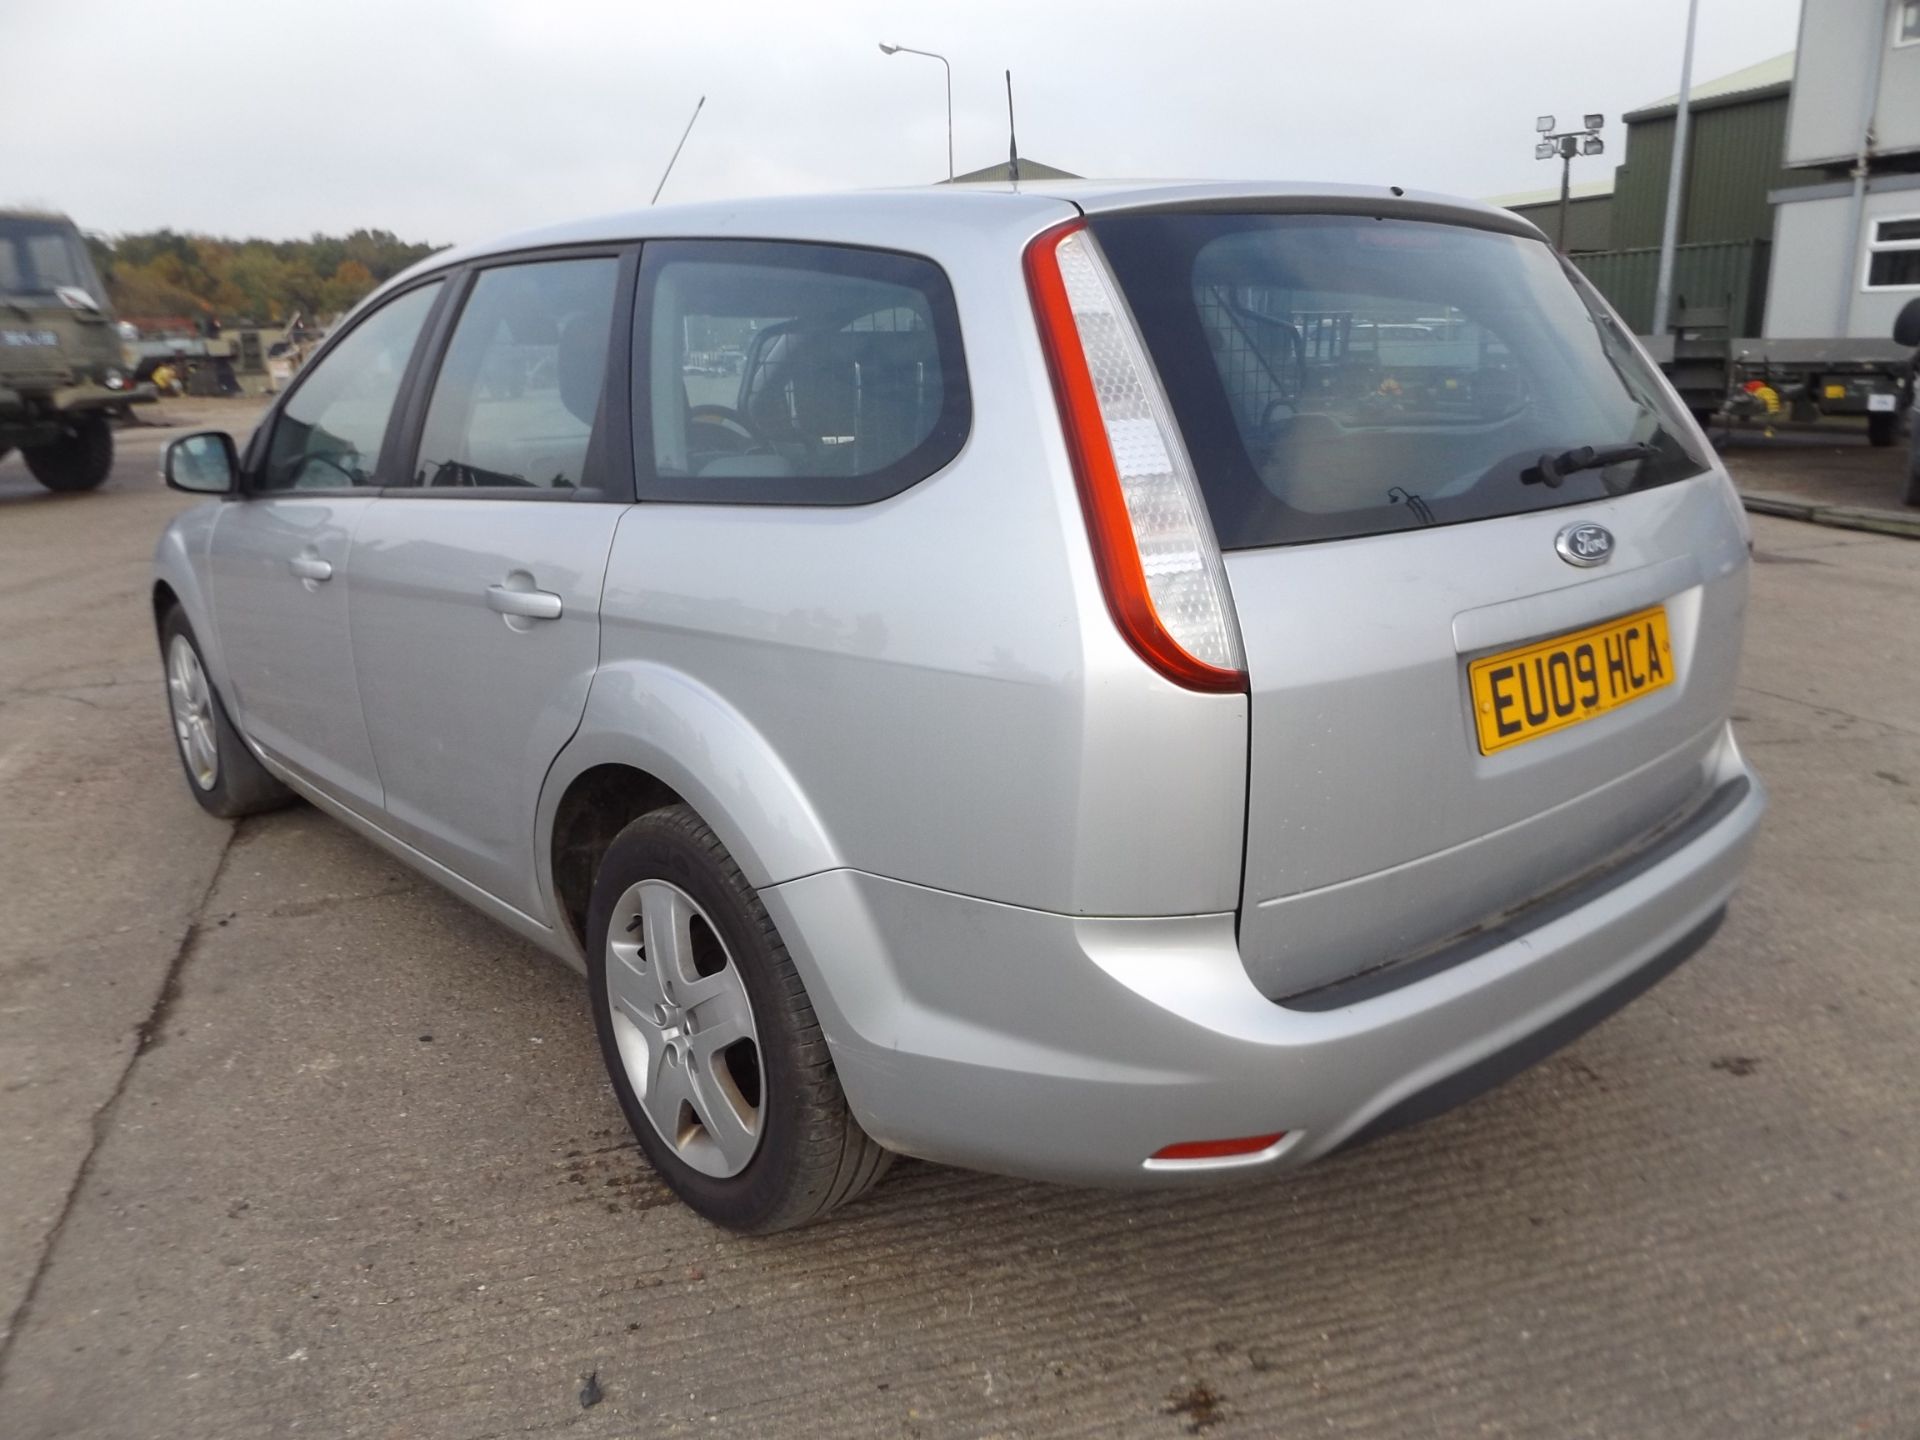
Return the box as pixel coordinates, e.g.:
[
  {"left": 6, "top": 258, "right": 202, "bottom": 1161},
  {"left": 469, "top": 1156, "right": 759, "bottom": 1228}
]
[
  {"left": 380, "top": 242, "right": 640, "bottom": 504},
  {"left": 240, "top": 271, "right": 453, "bottom": 498},
  {"left": 629, "top": 236, "right": 972, "bottom": 507}
]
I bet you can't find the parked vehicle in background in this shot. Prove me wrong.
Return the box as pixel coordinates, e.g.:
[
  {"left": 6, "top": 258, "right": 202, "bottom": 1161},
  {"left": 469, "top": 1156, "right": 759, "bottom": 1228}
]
[
  {"left": 1896, "top": 297, "right": 1920, "bottom": 505},
  {"left": 0, "top": 209, "right": 153, "bottom": 491},
  {"left": 152, "top": 182, "right": 1764, "bottom": 1232},
  {"left": 1515, "top": 31, "right": 1920, "bottom": 452}
]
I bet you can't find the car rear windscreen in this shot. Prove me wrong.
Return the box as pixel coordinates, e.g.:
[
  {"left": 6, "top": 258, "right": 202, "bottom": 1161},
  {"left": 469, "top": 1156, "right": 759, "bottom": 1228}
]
[{"left": 1090, "top": 212, "right": 1711, "bottom": 549}]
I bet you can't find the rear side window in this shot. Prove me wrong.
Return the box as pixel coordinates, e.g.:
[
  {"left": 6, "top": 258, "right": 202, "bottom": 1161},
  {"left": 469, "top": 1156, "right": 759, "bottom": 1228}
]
[
  {"left": 412, "top": 257, "right": 621, "bottom": 490},
  {"left": 1091, "top": 213, "right": 1710, "bottom": 549},
  {"left": 634, "top": 240, "right": 969, "bottom": 504}
]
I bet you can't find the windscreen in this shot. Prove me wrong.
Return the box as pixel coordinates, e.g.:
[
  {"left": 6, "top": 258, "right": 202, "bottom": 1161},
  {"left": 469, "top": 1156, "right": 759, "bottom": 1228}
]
[
  {"left": 1090, "top": 212, "right": 1710, "bottom": 549},
  {"left": 0, "top": 216, "right": 106, "bottom": 301}
]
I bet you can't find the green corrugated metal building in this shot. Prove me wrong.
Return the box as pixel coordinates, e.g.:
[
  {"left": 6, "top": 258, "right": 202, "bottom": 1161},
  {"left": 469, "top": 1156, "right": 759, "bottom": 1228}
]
[
  {"left": 1608, "top": 53, "right": 1795, "bottom": 249},
  {"left": 1498, "top": 53, "right": 1794, "bottom": 334}
]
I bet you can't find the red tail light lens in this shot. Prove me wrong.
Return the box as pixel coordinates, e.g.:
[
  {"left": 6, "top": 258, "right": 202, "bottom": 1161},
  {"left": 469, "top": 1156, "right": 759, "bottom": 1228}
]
[
  {"left": 1149, "top": 1132, "right": 1287, "bottom": 1162},
  {"left": 1025, "top": 219, "right": 1246, "bottom": 694}
]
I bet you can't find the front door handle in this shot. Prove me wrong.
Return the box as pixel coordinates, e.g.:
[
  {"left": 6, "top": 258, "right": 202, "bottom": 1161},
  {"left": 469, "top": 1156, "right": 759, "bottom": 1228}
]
[
  {"left": 288, "top": 555, "right": 333, "bottom": 582},
  {"left": 485, "top": 583, "right": 563, "bottom": 621}
]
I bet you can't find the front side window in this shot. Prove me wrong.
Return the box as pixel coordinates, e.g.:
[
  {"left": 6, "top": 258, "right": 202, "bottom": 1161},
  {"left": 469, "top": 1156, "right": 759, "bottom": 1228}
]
[
  {"left": 411, "top": 257, "right": 621, "bottom": 490},
  {"left": 1865, "top": 216, "right": 1920, "bottom": 290},
  {"left": 635, "top": 240, "right": 969, "bottom": 504},
  {"left": 1092, "top": 212, "right": 1711, "bottom": 548},
  {"left": 260, "top": 281, "right": 441, "bottom": 491}
]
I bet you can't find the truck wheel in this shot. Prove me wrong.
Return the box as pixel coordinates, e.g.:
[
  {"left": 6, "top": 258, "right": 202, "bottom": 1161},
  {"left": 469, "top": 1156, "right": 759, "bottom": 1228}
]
[
  {"left": 1867, "top": 412, "right": 1897, "bottom": 448},
  {"left": 23, "top": 415, "right": 113, "bottom": 492}
]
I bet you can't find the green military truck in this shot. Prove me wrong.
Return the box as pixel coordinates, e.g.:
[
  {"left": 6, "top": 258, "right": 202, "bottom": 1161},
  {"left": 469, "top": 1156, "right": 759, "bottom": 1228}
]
[{"left": 1, "top": 210, "right": 153, "bottom": 491}]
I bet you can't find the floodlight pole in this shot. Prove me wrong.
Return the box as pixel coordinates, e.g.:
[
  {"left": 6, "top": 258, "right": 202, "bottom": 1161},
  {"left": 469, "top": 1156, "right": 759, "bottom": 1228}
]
[
  {"left": 1558, "top": 138, "right": 1575, "bottom": 251},
  {"left": 1534, "top": 119, "right": 1604, "bottom": 252},
  {"left": 1651, "top": 0, "right": 1700, "bottom": 338}
]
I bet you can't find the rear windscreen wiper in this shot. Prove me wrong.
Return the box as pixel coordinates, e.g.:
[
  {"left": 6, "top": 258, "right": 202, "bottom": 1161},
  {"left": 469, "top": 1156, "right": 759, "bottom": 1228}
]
[{"left": 1521, "top": 442, "right": 1658, "bottom": 488}]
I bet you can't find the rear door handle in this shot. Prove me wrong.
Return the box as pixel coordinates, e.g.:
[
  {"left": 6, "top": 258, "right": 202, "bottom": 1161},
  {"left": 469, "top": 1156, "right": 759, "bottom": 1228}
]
[
  {"left": 288, "top": 555, "right": 333, "bottom": 582},
  {"left": 485, "top": 583, "right": 563, "bottom": 621}
]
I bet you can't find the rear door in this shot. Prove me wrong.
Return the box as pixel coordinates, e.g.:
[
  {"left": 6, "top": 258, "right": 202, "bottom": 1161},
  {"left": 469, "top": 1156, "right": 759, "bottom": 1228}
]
[
  {"left": 1092, "top": 209, "right": 1750, "bottom": 999},
  {"left": 209, "top": 279, "right": 443, "bottom": 811},
  {"left": 347, "top": 251, "right": 631, "bottom": 916}
]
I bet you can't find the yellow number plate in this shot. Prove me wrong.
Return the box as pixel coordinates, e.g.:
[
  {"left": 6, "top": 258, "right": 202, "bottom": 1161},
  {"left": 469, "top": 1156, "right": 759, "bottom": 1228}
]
[{"left": 1468, "top": 605, "right": 1674, "bottom": 755}]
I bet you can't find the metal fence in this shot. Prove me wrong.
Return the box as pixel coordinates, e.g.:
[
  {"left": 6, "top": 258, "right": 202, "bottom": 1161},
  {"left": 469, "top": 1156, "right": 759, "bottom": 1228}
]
[{"left": 1572, "top": 240, "right": 1771, "bottom": 336}]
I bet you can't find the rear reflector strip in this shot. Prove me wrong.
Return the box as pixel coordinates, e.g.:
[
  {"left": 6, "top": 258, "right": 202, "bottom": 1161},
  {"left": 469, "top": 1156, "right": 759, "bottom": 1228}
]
[
  {"left": 1025, "top": 219, "right": 1246, "bottom": 694},
  {"left": 1149, "top": 1132, "right": 1287, "bottom": 1163}
]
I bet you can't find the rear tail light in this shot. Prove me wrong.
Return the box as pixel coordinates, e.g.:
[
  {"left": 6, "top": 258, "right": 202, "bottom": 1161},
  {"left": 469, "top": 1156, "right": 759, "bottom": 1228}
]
[{"left": 1025, "top": 219, "right": 1246, "bottom": 694}]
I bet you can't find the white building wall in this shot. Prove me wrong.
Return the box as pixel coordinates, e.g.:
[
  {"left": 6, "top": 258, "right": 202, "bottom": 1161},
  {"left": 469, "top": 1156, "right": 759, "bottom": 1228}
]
[
  {"left": 1764, "top": 194, "right": 1852, "bottom": 336},
  {"left": 1786, "top": 1, "right": 1920, "bottom": 167},
  {"left": 1849, "top": 187, "right": 1920, "bottom": 336},
  {"left": 1765, "top": 182, "right": 1920, "bottom": 338}
]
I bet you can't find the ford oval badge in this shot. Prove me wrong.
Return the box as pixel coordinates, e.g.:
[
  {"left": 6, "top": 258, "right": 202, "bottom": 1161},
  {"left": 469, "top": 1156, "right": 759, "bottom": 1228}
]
[{"left": 1556, "top": 522, "right": 1614, "bottom": 568}]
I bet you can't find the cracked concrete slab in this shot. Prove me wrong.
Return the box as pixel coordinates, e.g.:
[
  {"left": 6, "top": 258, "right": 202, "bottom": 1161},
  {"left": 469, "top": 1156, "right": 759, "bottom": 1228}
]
[
  {"left": 0, "top": 418, "right": 249, "bottom": 1356},
  {"left": 0, "top": 451, "right": 1915, "bottom": 1436}
]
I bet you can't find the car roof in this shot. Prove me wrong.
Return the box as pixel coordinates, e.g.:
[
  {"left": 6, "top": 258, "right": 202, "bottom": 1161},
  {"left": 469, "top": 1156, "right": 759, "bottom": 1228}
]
[{"left": 376, "top": 180, "right": 1546, "bottom": 307}]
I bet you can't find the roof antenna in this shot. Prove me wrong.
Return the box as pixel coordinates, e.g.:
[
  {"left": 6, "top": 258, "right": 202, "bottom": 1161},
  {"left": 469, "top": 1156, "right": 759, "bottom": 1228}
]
[
  {"left": 1005, "top": 70, "right": 1020, "bottom": 184},
  {"left": 651, "top": 95, "right": 706, "bottom": 205}
]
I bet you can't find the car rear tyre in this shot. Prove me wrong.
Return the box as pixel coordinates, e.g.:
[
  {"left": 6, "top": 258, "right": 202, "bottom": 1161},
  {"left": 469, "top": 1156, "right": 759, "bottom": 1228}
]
[
  {"left": 159, "top": 608, "right": 295, "bottom": 819},
  {"left": 586, "top": 804, "right": 892, "bottom": 1233},
  {"left": 1867, "top": 411, "right": 1897, "bottom": 448},
  {"left": 23, "top": 415, "right": 113, "bottom": 492},
  {"left": 1907, "top": 425, "right": 1920, "bottom": 508}
]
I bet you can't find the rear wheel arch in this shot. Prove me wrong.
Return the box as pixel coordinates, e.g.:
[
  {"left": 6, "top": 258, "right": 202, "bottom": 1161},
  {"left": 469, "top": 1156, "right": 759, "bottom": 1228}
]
[
  {"left": 540, "top": 665, "right": 844, "bottom": 952},
  {"left": 548, "top": 763, "right": 685, "bottom": 955}
]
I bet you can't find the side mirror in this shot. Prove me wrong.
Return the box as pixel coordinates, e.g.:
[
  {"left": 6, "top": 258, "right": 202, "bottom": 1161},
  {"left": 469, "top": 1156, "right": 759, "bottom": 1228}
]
[
  {"left": 1894, "top": 296, "right": 1920, "bottom": 348},
  {"left": 163, "top": 431, "right": 239, "bottom": 495}
]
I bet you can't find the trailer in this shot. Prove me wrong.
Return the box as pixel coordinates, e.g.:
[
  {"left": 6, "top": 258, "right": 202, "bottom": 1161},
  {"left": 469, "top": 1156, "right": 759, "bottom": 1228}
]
[{"left": 1640, "top": 322, "right": 1913, "bottom": 444}]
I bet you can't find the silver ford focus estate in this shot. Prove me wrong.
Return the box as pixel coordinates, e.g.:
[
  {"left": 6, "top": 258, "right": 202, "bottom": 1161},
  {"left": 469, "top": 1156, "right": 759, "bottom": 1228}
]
[{"left": 153, "top": 182, "right": 1764, "bottom": 1232}]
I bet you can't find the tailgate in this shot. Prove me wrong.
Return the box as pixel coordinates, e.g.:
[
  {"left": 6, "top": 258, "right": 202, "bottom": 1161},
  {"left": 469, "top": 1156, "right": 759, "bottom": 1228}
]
[{"left": 1227, "top": 476, "right": 1748, "bottom": 999}]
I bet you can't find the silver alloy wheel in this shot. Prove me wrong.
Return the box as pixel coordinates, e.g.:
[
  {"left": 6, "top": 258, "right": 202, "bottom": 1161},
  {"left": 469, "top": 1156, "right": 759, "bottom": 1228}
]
[
  {"left": 606, "top": 879, "right": 764, "bottom": 1178},
  {"left": 166, "top": 634, "right": 219, "bottom": 791}
]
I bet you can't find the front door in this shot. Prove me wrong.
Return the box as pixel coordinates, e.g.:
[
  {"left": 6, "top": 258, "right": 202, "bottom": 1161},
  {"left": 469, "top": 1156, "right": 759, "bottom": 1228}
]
[
  {"left": 209, "top": 280, "right": 443, "bottom": 811},
  {"left": 348, "top": 254, "right": 626, "bottom": 916}
]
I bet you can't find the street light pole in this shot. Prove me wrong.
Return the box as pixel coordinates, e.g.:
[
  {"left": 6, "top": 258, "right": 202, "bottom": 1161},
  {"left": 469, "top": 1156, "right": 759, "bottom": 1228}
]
[{"left": 879, "top": 43, "right": 953, "bottom": 182}]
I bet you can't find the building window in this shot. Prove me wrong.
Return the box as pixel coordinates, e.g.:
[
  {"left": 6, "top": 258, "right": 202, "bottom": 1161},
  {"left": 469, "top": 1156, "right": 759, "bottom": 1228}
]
[
  {"left": 1899, "top": 0, "right": 1920, "bottom": 45},
  {"left": 1865, "top": 217, "right": 1920, "bottom": 289}
]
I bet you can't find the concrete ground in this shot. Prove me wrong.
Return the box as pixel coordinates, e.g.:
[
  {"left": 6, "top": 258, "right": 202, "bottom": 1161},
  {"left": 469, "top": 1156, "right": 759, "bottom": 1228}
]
[
  {"left": 1719, "top": 422, "right": 1920, "bottom": 536},
  {"left": 0, "top": 414, "right": 1915, "bottom": 1438}
]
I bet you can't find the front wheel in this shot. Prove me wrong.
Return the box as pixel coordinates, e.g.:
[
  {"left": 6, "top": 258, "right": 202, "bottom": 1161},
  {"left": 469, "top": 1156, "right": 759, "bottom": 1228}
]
[
  {"left": 159, "top": 609, "right": 295, "bottom": 818},
  {"left": 23, "top": 414, "right": 113, "bottom": 492},
  {"left": 586, "top": 805, "right": 891, "bottom": 1232}
]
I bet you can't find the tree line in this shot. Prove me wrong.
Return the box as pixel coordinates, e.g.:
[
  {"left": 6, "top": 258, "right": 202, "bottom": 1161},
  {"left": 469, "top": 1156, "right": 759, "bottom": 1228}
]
[{"left": 85, "top": 229, "right": 442, "bottom": 329}]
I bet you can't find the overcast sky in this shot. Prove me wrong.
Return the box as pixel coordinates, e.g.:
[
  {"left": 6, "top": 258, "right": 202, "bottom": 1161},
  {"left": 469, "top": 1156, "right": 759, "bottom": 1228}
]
[{"left": 1, "top": 0, "right": 1803, "bottom": 245}]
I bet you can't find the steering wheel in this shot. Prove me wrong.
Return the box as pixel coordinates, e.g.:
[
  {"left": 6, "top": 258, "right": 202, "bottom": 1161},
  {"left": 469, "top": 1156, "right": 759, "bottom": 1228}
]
[{"left": 688, "top": 403, "right": 766, "bottom": 457}]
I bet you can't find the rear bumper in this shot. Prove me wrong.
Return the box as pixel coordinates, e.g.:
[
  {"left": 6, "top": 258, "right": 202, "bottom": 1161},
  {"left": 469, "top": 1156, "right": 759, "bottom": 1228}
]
[{"left": 762, "top": 737, "right": 1764, "bottom": 1188}]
